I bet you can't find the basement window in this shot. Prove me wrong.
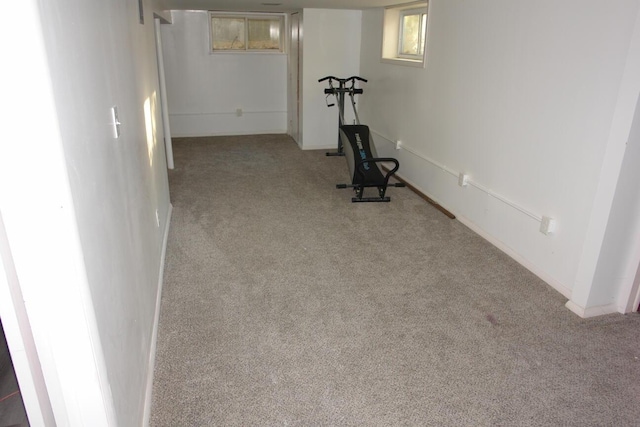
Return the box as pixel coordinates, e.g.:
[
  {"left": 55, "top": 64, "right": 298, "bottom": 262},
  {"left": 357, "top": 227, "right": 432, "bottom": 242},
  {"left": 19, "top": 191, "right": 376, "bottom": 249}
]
[
  {"left": 382, "top": 2, "right": 429, "bottom": 67},
  {"left": 209, "top": 12, "right": 285, "bottom": 53}
]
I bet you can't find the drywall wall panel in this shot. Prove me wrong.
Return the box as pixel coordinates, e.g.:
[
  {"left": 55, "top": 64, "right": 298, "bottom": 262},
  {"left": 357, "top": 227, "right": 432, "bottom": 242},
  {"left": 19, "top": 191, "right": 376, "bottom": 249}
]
[
  {"left": 358, "top": 0, "right": 640, "bottom": 298},
  {"left": 161, "top": 11, "right": 288, "bottom": 136},
  {"left": 24, "top": 0, "right": 172, "bottom": 424},
  {"left": 302, "top": 9, "right": 362, "bottom": 150},
  {"left": 568, "top": 6, "right": 640, "bottom": 315},
  {"left": 591, "top": 92, "right": 640, "bottom": 309},
  {"left": 1, "top": 2, "right": 112, "bottom": 423}
]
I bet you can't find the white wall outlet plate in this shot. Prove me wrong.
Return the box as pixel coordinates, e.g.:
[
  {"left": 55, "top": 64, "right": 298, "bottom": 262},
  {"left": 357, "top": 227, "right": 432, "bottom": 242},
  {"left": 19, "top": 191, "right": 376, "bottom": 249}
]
[
  {"left": 395, "top": 140, "right": 402, "bottom": 150},
  {"left": 458, "top": 173, "right": 469, "bottom": 187},
  {"left": 540, "top": 216, "right": 556, "bottom": 235}
]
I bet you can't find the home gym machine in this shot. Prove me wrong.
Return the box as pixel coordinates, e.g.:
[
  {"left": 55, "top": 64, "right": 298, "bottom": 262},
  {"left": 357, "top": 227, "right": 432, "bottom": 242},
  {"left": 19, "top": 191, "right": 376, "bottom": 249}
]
[
  {"left": 319, "top": 75, "right": 405, "bottom": 202},
  {"left": 321, "top": 76, "right": 352, "bottom": 157}
]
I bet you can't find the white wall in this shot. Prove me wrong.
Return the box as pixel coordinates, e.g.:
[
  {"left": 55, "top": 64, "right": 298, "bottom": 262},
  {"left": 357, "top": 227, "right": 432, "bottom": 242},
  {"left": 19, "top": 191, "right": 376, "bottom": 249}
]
[
  {"left": 594, "top": 90, "right": 640, "bottom": 310},
  {"left": 569, "top": 7, "right": 640, "bottom": 316},
  {"left": 301, "top": 9, "right": 362, "bottom": 150},
  {"left": 1, "top": 0, "right": 171, "bottom": 425},
  {"left": 161, "top": 11, "right": 288, "bottom": 137},
  {"left": 359, "top": 0, "right": 640, "bottom": 310}
]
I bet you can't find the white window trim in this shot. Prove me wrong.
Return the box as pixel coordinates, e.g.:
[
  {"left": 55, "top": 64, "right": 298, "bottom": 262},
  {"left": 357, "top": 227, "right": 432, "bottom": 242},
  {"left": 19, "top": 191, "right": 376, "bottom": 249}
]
[
  {"left": 209, "top": 11, "right": 286, "bottom": 54},
  {"left": 381, "top": 2, "right": 429, "bottom": 68},
  {"left": 397, "top": 8, "right": 427, "bottom": 60}
]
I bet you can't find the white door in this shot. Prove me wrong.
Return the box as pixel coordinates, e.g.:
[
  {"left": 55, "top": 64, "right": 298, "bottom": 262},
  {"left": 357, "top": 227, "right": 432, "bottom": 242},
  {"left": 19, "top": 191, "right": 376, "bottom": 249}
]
[{"left": 288, "top": 13, "right": 301, "bottom": 144}]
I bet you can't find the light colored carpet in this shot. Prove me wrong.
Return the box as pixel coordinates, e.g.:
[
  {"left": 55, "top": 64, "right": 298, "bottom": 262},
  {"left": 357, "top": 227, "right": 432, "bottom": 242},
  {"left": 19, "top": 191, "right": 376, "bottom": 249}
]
[{"left": 151, "top": 134, "right": 640, "bottom": 426}]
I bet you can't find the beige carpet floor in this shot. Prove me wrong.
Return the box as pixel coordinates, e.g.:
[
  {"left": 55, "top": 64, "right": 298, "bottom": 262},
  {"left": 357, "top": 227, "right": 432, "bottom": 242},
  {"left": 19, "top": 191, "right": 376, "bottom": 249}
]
[{"left": 150, "top": 134, "right": 640, "bottom": 426}]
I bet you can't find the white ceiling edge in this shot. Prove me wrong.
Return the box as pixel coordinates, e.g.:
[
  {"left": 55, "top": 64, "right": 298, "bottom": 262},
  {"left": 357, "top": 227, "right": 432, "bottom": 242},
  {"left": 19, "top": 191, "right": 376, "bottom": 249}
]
[{"left": 161, "top": 0, "right": 420, "bottom": 13}]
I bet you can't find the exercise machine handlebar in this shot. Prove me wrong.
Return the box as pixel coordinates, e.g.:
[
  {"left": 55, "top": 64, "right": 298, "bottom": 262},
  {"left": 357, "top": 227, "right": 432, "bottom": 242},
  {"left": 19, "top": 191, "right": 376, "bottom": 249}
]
[
  {"left": 318, "top": 75, "right": 368, "bottom": 83},
  {"left": 355, "top": 157, "right": 399, "bottom": 180},
  {"left": 319, "top": 75, "right": 368, "bottom": 156},
  {"left": 324, "top": 88, "right": 363, "bottom": 95},
  {"left": 346, "top": 76, "right": 368, "bottom": 83},
  {"left": 318, "top": 75, "right": 340, "bottom": 82}
]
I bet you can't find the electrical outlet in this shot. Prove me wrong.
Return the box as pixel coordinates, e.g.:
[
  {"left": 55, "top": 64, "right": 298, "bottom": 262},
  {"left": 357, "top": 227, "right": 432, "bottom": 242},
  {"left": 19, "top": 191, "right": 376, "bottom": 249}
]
[
  {"left": 236, "top": 108, "right": 243, "bottom": 117},
  {"left": 395, "top": 140, "right": 402, "bottom": 150},
  {"left": 540, "top": 216, "right": 556, "bottom": 235},
  {"left": 458, "top": 173, "right": 469, "bottom": 187}
]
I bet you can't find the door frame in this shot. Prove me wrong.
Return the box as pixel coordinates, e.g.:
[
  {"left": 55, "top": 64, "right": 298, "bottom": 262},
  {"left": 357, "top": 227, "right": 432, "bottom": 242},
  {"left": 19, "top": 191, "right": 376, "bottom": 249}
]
[{"left": 0, "top": 214, "right": 55, "bottom": 426}]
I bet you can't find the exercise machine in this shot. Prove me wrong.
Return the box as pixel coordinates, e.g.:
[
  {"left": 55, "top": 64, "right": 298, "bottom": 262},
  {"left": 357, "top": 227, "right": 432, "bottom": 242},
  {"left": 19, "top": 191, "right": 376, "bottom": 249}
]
[
  {"left": 319, "top": 75, "right": 405, "bottom": 202},
  {"left": 320, "top": 76, "right": 351, "bottom": 157}
]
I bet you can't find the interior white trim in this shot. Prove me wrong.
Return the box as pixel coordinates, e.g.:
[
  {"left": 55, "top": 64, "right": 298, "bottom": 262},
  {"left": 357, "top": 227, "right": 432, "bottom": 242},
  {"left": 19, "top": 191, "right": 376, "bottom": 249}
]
[
  {"left": 169, "top": 110, "right": 288, "bottom": 116},
  {"left": 371, "top": 129, "right": 544, "bottom": 223},
  {"left": 633, "top": 277, "right": 640, "bottom": 313},
  {"left": 168, "top": 111, "right": 287, "bottom": 137},
  {"left": 455, "top": 214, "right": 573, "bottom": 299},
  {"left": 0, "top": 214, "right": 56, "bottom": 426},
  {"left": 302, "top": 144, "right": 338, "bottom": 151},
  {"left": 155, "top": 18, "right": 174, "bottom": 170},
  {"left": 565, "top": 300, "right": 619, "bottom": 318},
  {"left": 380, "top": 57, "right": 426, "bottom": 68},
  {"left": 142, "top": 203, "right": 173, "bottom": 427},
  {"left": 382, "top": 166, "right": 574, "bottom": 301},
  {"left": 170, "top": 129, "right": 289, "bottom": 138}
]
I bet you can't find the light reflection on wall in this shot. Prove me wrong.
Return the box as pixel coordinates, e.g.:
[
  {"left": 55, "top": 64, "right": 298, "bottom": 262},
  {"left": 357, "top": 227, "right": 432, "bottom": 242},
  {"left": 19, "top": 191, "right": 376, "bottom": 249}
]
[{"left": 144, "top": 91, "right": 158, "bottom": 167}]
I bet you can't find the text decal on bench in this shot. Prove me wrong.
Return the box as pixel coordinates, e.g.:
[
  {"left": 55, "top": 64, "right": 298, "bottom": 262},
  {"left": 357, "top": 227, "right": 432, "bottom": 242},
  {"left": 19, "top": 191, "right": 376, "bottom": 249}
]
[{"left": 355, "top": 133, "right": 370, "bottom": 170}]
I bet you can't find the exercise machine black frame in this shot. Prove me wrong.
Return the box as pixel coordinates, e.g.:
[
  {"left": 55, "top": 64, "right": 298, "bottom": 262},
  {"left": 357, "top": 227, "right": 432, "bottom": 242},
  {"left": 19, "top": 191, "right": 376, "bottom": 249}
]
[{"left": 319, "top": 75, "right": 405, "bottom": 202}]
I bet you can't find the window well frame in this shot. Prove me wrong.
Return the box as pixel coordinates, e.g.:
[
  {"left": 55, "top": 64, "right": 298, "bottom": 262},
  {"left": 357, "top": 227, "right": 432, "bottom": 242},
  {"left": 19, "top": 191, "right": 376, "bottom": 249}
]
[
  {"left": 209, "top": 11, "right": 286, "bottom": 54},
  {"left": 381, "top": 2, "right": 429, "bottom": 68}
]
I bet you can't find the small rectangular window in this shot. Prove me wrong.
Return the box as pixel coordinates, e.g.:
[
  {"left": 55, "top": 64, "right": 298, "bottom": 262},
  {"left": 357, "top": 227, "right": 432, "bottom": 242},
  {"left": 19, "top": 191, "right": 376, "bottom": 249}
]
[
  {"left": 398, "top": 10, "right": 427, "bottom": 58},
  {"left": 211, "top": 17, "right": 246, "bottom": 50},
  {"left": 210, "top": 13, "right": 284, "bottom": 53},
  {"left": 382, "top": 2, "right": 429, "bottom": 67},
  {"left": 247, "top": 18, "right": 282, "bottom": 50}
]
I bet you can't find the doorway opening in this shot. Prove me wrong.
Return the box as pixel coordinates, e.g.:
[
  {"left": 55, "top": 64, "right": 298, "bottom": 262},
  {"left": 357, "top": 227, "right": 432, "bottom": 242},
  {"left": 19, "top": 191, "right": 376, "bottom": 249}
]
[{"left": 0, "top": 319, "right": 29, "bottom": 426}]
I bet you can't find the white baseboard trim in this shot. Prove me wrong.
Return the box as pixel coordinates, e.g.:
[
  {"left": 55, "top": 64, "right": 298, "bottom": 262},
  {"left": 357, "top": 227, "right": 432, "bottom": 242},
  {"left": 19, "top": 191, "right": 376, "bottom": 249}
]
[
  {"left": 169, "top": 111, "right": 286, "bottom": 138},
  {"left": 454, "top": 214, "right": 573, "bottom": 299},
  {"left": 386, "top": 166, "right": 574, "bottom": 301},
  {"left": 373, "top": 130, "right": 627, "bottom": 318},
  {"left": 171, "top": 129, "right": 288, "bottom": 138},
  {"left": 142, "top": 203, "right": 173, "bottom": 426},
  {"left": 301, "top": 144, "right": 339, "bottom": 151},
  {"left": 565, "top": 300, "right": 620, "bottom": 318}
]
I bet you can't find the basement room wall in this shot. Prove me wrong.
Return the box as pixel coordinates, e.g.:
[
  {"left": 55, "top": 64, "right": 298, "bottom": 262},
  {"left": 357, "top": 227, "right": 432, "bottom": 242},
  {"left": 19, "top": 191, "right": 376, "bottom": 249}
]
[
  {"left": 28, "top": 0, "right": 171, "bottom": 424},
  {"left": 358, "top": 0, "right": 640, "bottom": 304},
  {"left": 160, "top": 10, "right": 288, "bottom": 137},
  {"left": 301, "top": 9, "right": 362, "bottom": 150},
  {"left": 592, "top": 91, "right": 640, "bottom": 310}
]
